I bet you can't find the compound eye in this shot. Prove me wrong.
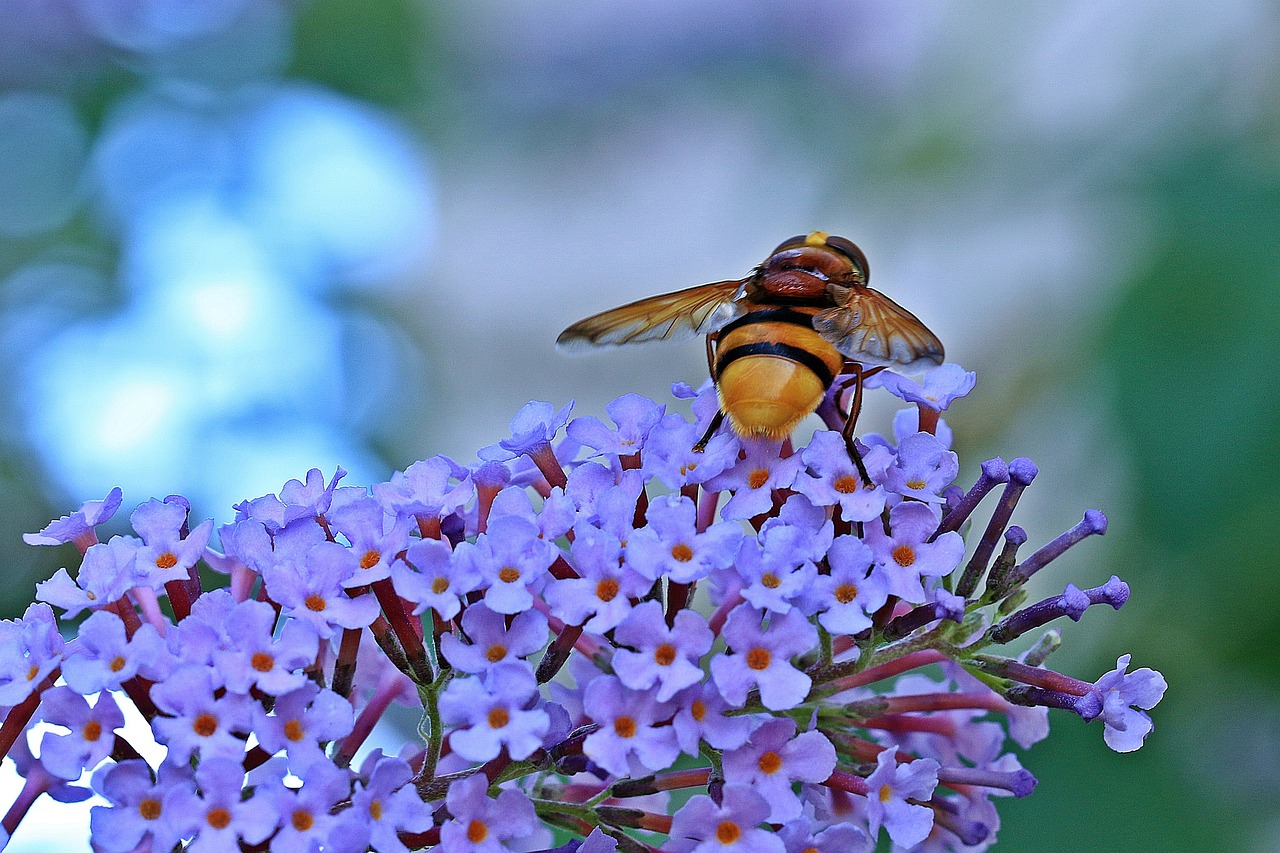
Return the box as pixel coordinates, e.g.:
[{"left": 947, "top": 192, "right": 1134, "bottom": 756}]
[
  {"left": 769, "top": 234, "right": 809, "bottom": 255},
  {"left": 822, "top": 235, "right": 870, "bottom": 282}
]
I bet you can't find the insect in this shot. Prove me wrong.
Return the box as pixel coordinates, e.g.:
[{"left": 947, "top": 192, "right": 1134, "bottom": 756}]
[{"left": 556, "top": 232, "right": 943, "bottom": 468}]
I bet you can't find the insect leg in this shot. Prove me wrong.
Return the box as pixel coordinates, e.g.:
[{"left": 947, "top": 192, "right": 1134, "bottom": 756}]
[
  {"left": 692, "top": 332, "right": 726, "bottom": 453},
  {"left": 838, "top": 363, "right": 885, "bottom": 485},
  {"left": 693, "top": 410, "right": 725, "bottom": 453},
  {"left": 705, "top": 332, "right": 719, "bottom": 380}
]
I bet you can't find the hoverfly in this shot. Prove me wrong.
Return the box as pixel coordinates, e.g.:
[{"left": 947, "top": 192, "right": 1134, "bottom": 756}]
[{"left": 557, "top": 232, "right": 943, "bottom": 469}]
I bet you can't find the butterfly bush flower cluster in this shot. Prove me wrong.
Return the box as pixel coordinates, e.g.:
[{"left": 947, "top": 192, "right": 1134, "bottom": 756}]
[{"left": 0, "top": 364, "right": 1166, "bottom": 852}]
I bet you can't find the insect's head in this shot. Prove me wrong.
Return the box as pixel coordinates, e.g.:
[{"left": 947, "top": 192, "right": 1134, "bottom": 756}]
[{"left": 759, "top": 232, "right": 869, "bottom": 298}]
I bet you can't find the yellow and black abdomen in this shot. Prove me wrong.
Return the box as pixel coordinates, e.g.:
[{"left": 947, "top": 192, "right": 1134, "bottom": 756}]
[{"left": 714, "top": 306, "right": 844, "bottom": 440}]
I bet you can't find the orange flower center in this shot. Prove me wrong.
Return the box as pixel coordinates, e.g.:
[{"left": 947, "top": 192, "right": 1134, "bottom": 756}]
[
  {"left": 654, "top": 644, "right": 677, "bottom": 666},
  {"left": 614, "top": 716, "right": 637, "bottom": 738},
  {"left": 746, "top": 648, "right": 771, "bottom": 671},
  {"left": 369, "top": 800, "right": 383, "bottom": 821},
  {"left": 498, "top": 567, "right": 521, "bottom": 584},
  {"left": 760, "top": 572, "right": 781, "bottom": 589},
  {"left": 360, "top": 550, "right": 381, "bottom": 569},
  {"left": 155, "top": 552, "right": 178, "bottom": 570},
  {"left": 138, "top": 798, "right": 162, "bottom": 821},
  {"left": 834, "top": 583, "right": 858, "bottom": 604},
  {"left": 485, "top": 644, "right": 507, "bottom": 663},
  {"left": 206, "top": 808, "right": 232, "bottom": 830},
  {"left": 690, "top": 700, "right": 707, "bottom": 721},
  {"left": 251, "top": 652, "right": 274, "bottom": 672},
  {"left": 284, "top": 720, "right": 305, "bottom": 742},
  {"left": 292, "top": 810, "right": 314, "bottom": 831},
  {"left": 431, "top": 576, "right": 450, "bottom": 594},
  {"left": 716, "top": 821, "right": 742, "bottom": 844},
  {"left": 892, "top": 545, "right": 916, "bottom": 567},
  {"left": 596, "top": 579, "right": 620, "bottom": 602},
  {"left": 82, "top": 720, "right": 102, "bottom": 742},
  {"left": 488, "top": 708, "right": 510, "bottom": 729},
  {"left": 832, "top": 475, "right": 860, "bottom": 494},
  {"left": 906, "top": 479, "right": 927, "bottom": 491},
  {"left": 109, "top": 656, "right": 127, "bottom": 673},
  {"left": 670, "top": 543, "right": 694, "bottom": 562},
  {"left": 192, "top": 713, "right": 219, "bottom": 737},
  {"left": 305, "top": 595, "right": 327, "bottom": 612},
  {"left": 747, "top": 469, "right": 770, "bottom": 490},
  {"left": 758, "top": 751, "right": 783, "bottom": 774},
  {"left": 467, "top": 820, "right": 489, "bottom": 843}
]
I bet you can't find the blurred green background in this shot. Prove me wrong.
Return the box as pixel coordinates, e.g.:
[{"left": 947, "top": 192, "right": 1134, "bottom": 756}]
[{"left": 1, "top": 1, "right": 1276, "bottom": 850}]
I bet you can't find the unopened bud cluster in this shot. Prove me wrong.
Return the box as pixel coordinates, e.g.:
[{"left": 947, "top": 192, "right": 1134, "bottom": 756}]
[{"left": 0, "top": 364, "right": 1165, "bottom": 852}]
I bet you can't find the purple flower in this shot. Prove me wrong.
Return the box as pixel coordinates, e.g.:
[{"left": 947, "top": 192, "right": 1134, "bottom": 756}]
[
  {"left": 710, "top": 605, "right": 817, "bottom": 711},
  {"left": 665, "top": 784, "right": 784, "bottom": 853},
  {"left": 721, "top": 718, "right": 836, "bottom": 823},
  {"left": 37, "top": 687, "right": 125, "bottom": 780},
  {"left": 545, "top": 525, "right": 649, "bottom": 633},
  {"left": 392, "top": 536, "right": 481, "bottom": 620},
  {"left": 236, "top": 467, "right": 347, "bottom": 533},
  {"left": 151, "top": 665, "right": 253, "bottom": 762},
  {"left": 62, "top": 610, "right": 168, "bottom": 693},
  {"left": 332, "top": 754, "right": 432, "bottom": 853},
  {"left": 863, "top": 748, "right": 940, "bottom": 849},
  {"left": 253, "top": 683, "right": 355, "bottom": 772},
  {"left": 706, "top": 440, "right": 804, "bottom": 520},
  {"left": 24, "top": 486, "right": 123, "bottom": 548},
  {"left": 1093, "top": 654, "right": 1167, "bottom": 752},
  {"left": 582, "top": 676, "right": 679, "bottom": 777},
  {"left": 778, "top": 819, "right": 871, "bottom": 853},
  {"left": 0, "top": 603, "right": 65, "bottom": 706},
  {"left": 329, "top": 495, "right": 413, "bottom": 587},
  {"left": 255, "top": 759, "right": 352, "bottom": 853},
  {"left": 802, "top": 535, "right": 888, "bottom": 635},
  {"left": 263, "top": 541, "right": 380, "bottom": 638},
  {"left": 867, "top": 363, "right": 976, "bottom": 411},
  {"left": 613, "top": 601, "right": 713, "bottom": 702},
  {"left": 373, "top": 455, "right": 473, "bottom": 522},
  {"left": 864, "top": 502, "right": 965, "bottom": 604},
  {"left": 792, "top": 430, "right": 890, "bottom": 523},
  {"left": 670, "top": 681, "right": 758, "bottom": 755},
  {"left": 90, "top": 760, "right": 193, "bottom": 853},
  {"left": 36, "top": 535, "right": 140, "bottom": 619},
  {"left": 212, "top": 599, "right": 319, "bottom": 695},
  {"left": 736, "top": 529, "right": 817, "bottom": 616},
  {"left": 882, "top": 432, "right": 958, "bottom": 504},
  {"left": 483, "top": 399, "right": 575, "bottom": 461},
  {"left": 643, "top": 412, "right": 740, "bottom": 490},
  {"left": 625, "top": 493, "right": 742, "bottom": 584},
  {"left": 454, "top": 514, "right": 557, "bottom": 615},
  {"left": 439, "top": 773, "right": 537, "bottom": 853},
  {"left": 441, "top": 662, "right": 550, "bottom": 762},
  {"left": 567, "top": 393, "right": 666, "bottom": 456},
  {"left": 167, "top": 757, "right": 278, "bottom": 852},
  {"left": 440, "top": 603, "right": 548, "bottom": 674},
  {"left": 130, "top": 498, "right": 213, "bottom": 587}
]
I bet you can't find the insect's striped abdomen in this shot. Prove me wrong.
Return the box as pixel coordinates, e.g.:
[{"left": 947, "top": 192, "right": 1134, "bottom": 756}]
[{"left": 714, "top": 307, "right": 844, "bottom": 440}]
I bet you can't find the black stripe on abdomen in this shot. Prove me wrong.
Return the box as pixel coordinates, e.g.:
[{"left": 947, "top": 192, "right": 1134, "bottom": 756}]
[
  {"left": 716, "top": 341, "right": 835, "bottom": 389},
  {"left": 717, "top": 307, "right": 816, "bottom": 338}
]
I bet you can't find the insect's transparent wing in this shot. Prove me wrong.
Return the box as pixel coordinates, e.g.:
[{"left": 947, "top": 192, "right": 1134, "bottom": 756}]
[
  {"left": 556, "top": 280, "right": 746, "bottom": 350},
  {"left": 813, "top": 287, "right": 944, "bottom": 369}
]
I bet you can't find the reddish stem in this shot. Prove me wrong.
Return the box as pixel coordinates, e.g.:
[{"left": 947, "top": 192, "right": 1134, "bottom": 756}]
[
  {"left": 528, "top": 443, "right": 568, "bottom": 490},
  {"left": 822, "top": 768, "right": 869, "bottom": 796},
  {"left": 0, "top": 670, "right": 58, "bottom": 763},
  {"left": 372, "top": 579, "right": 432, "bottom": 683}
]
